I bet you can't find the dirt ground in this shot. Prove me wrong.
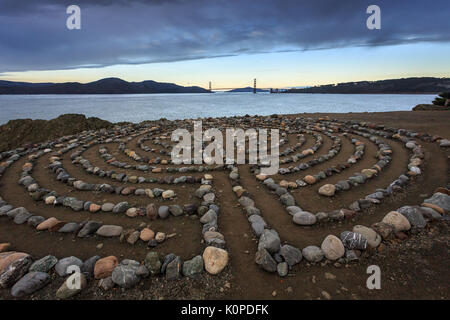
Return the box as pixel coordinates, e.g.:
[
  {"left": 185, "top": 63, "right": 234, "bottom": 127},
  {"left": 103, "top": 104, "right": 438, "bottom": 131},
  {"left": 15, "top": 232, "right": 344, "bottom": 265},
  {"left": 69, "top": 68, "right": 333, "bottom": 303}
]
[{"left": 1, "top": 110, "right": 449, "bottom": 300}]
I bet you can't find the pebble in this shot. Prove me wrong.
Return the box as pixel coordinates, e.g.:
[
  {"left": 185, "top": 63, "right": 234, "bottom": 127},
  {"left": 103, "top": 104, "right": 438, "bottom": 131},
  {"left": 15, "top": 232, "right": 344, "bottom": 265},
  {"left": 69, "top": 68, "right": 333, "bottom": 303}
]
[
  {"left": 56, "top": 273, "right": 87, "bottom": 299},
  {"left": 10, "top": 272, "right": 50, "bottom": 297},
  {"left": 144, "top": 252, "right": 161, "bottom": 275},
  {"left": 382, "top": 211, "right": 411, "bottom": 232},
  {"left": 162, "top": 190, "right": 175, "bottom": 199},
  {"left": 111, "top": 260, "right": 141, "bottom": 288},
  {"left": 96, "top": 225, "right": 123, "bottom": 237},
  {"left": 318, "top": 184, "right": 336, "bottom": 196},
  {"left": 36, "top": 217, "right": 60, "bottom": 231},
  {"left": 255, "top": 248, "right": 277, "bottom": 273},
  {"left": 30, "top": 255, "right": 58, "bottom": 273},
  {"left": 203, "top": 246, "right": 228, "bottom": 275},
  {"left": 257, "top": 229, "right": 281, "bottom": 254},
  {"left": 140, "top": 228, "right": 155, "bottom": 241},
  {"left": 321, "top": 235, "right": 345, "bottom": 261},
  {"left": 94, "top": 256, "right": 118, "bottom": 279},
  {"left": 302, "top": 246, "right": 324, "bottom": 263},
  {"left": 293, "top": 211, "right": 317, "bottom": 225},
  {"left": 55, "top": 256, "right": 83, "bottom": 277},
  {"left": 182, "top": 255, "right": 204, "bottom": 277},
  {"left": 352, "top": 225, "right": 381, "bottom": 248},
  {"left": 0, "top": 253, "right": 33, "bottom": 288}
]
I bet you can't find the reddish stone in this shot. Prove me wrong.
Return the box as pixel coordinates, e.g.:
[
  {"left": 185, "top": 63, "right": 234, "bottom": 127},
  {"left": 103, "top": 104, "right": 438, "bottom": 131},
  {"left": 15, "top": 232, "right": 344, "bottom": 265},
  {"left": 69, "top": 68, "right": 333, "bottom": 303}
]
[{"left": 94, "top": 256, "right": 118, "bottom": 279}]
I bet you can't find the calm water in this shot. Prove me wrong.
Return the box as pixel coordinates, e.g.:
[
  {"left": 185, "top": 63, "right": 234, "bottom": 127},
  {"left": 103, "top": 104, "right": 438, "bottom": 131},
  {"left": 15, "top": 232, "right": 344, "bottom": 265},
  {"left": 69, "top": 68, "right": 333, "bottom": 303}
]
[{"left": 0, "top": 92, "right": 435, "bottom": 125}]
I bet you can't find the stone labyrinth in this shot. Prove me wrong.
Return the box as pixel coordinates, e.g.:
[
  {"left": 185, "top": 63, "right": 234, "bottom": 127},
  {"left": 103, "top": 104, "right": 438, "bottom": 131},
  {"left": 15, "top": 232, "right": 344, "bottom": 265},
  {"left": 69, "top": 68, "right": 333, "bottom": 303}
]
[{"left": 0, "top": 115, "right": 449, "bottom": 298}]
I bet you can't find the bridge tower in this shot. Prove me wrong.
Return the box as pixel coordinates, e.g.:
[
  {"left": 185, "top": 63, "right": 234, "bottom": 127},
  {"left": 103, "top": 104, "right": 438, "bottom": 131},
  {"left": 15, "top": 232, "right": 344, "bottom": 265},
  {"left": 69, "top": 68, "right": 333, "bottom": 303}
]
[
  {"left": 253, "top": 78, "right": 256, "bottom": 94},
  {"left": 209, "top": 81, "right": 212, "bottom": 92}
]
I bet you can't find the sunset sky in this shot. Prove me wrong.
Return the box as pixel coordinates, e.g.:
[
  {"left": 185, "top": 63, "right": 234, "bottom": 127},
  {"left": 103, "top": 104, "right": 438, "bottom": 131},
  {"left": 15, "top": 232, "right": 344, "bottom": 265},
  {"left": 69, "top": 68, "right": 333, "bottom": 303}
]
[{"left": 1, "top": 0, "right": 449, "bottom": 89}]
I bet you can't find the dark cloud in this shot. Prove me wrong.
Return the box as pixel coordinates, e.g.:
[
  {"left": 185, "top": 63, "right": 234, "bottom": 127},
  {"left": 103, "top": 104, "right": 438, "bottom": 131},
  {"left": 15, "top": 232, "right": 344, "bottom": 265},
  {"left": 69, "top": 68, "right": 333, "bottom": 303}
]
[{"left": 0, "top": 0, "right": 449, "bottom": 73}]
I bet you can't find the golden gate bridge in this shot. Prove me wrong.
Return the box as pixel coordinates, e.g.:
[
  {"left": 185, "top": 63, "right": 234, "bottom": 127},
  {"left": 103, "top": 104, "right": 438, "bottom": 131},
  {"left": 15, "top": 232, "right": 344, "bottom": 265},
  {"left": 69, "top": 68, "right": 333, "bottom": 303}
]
[{"left": 207, "top": 79, "right": 290, "bottom": 93}]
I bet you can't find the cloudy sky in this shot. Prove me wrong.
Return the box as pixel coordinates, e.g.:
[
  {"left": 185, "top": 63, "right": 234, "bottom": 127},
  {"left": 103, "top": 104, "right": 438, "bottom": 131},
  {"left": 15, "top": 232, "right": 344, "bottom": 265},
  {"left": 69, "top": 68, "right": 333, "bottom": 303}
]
[{"left": 1, "top": 0, "right": 449, "bottom": 88}]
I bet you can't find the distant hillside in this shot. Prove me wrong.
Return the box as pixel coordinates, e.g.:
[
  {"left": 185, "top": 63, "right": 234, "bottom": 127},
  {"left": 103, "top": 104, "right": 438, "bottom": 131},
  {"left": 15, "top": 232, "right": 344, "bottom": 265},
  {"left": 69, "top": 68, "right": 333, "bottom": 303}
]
[
  {"left": 227, "top": 87, "right": 269, "bottom": 93},
  {"left": 0, "top": 78, "right": 210, "bottom": 94},
  {"left": 283, "top": 77, "right": 450, "bottom": 94}
]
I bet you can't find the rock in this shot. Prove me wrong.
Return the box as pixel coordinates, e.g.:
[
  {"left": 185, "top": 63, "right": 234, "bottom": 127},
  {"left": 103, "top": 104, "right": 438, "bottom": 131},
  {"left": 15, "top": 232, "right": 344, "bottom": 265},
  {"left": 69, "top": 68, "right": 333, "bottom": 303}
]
[
  {"left": 423, "top": 193, "right": 450, "bottom": 213},
  {"left": 45, "top": 196, "right": 56, "bottom": 205},
  {"left": 89, "top": 203, "right": 101, "bottom": 213},
  {"left": 30, "top": 255, "right": 58, "bottom": 273},
  {"left": 158, "top": 206, "right": 170, "bottom": 219},
  {"left": 0, "top": 254, "right": 33, "bottom": 288},
  {"left": 125, "top": 207, "right": 138, "bottom": 218},
  {"left": 81, "top": 256, "right": 100, "bottom": 278},
  {"left": 96, "top": 225, "right": 123, "bottom": 237},
  {"left": 94, "top": 256, "right": 118, "bottom": 279},
  {"left": 286, "top": 206, "right": 302, "bottom": 216},
  {"left": 340, "top": 231, "right": 368, "bottom": 250},
  {"left": 77, "top": 221, "right": 102, "bottom": 237},
  {"left": 382, "top": 211, "right": 411, "bottom": 232},
  {"left": 162, "top": 190, "right": 175, "bottom": 199},
  {"left": 302, "top": 246, "right": 324, "bottom": 263},
  {"left": 371, "top": 222, "right": 395, "bottom": 239},
  {"left": 55, "top": 256, "right": 83, "bottom": 277},
  {"left": 321, "top": 235, "right": 345, "bottom": 261},
  {"left": 293, "top": 211, "right": 317, "bottom": 225},
  {"left": 36, "top": 217, "right": 60, "bottom": 231},
  {"left": 352, "top": 225, "right": 381, "bottom": 248},
  {"left": 136, "top": 266, "right": 150, "bottom": 278},
  {"left": 140, "top": 228, "right": 155, "bottom": 241},
  {"left": 280, "top": 193, "right": 295, "bottom": 206},
  {"left": 169, "top": 205, "right": 184, "bottom": 216},
  {"left": 397, "top": 206, "right": 427, "bottom": 228},
  {"left": 203, "top": 246, "right": 228, "bottom": 275},
  {"left": 146, "top": 204, "right": 157, "bottom": 219},
  {"left": 318, "top": 184, "right": 336, "bottom": 196},
  {"left": 144, "top": 252, "right": 161, "bottom": 276},
  {"left": 238, "top": 196, "right": 254, "bottom": 208},
  {"left": 166, "top": 257, "right": 182, "bottom": 280},
  {"left": 13, "top": 211, "right": 33, "bottom": 225},
  {"left": 277, "top": 262, "right": 288, "bottom": 277},
  {"left": 255, "top": 249, "right": 277, "bottom": 273},
  {"left": 113, "top": 201, "right": 130, "bottom": 214},
  {"left": 161, "top": 254, "right": 177, "bottom": 274},
  {"left": 27, "top": 216, "right": 45, "bottom": 227},
  {"left": 99, "top": 276, "right": 115, "bottom": 291},
  {"left": 258, "top": 229, "right": 281, "bottom": 254},
  {"left": 126, "top": 231, "right": 140, "bottom": 245},
  {"left": 200, "top": 209, "right": 217, "bottom": 224},
  {"left": 304, "top": 175, "right": 316, "bottom": 184},
  {"left": 58, "top": 222, "right": 80, "bottom": 233},
  {"left": 279, "top": 245, "right": 302, "bottom": 267},
  {"left": 335, "top": 180, "right": 350, "bottom": 191},
  {"left": 111, "top": 261, "right": 140, "bottom": 288},
  {"left": 419, "top": 207, "right": 442, "bottom": 220},
  {"left": 203, "top": 192, "right": 215, "bottom": 203},
  {"left": 56, "top": 273, "right": 87, "bottom": 299},
  {"left": 10, "top": 272, "right": 50, "bottom": 297},
  {"left": 248, "top": 215, "right": 266, "bottom": 236},
  {"left": 182, "top": 255, "right": 203, "bottom": 277},
  {"left": 155, "top": 232, "right": 166, "bottom": 243},
  {"left": 101, "top": 203, "right": 115, "bottom": 212}
]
